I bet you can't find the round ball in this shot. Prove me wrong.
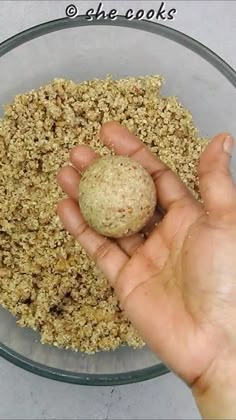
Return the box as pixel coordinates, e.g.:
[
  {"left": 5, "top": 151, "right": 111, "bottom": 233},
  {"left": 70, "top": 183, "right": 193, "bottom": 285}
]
[{"left": 78, "top": 155, "right": 156, "bottom": 238}]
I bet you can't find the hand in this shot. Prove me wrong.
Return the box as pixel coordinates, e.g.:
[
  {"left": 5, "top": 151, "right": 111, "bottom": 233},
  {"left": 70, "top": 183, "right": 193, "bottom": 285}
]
[{"left": 57, "top": 122, "right": 236, "bottom": 418}]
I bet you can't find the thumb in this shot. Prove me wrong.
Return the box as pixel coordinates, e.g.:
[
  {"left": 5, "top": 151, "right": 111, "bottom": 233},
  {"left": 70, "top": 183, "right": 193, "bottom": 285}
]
[{"left": 198, "top": 133, "right": 236, "bottom": 217}]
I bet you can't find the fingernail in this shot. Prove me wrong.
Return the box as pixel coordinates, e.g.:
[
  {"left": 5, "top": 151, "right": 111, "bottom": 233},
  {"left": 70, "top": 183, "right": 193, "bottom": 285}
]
[{"left": 223, "top": 135, "right": 234, "bottom": 155}]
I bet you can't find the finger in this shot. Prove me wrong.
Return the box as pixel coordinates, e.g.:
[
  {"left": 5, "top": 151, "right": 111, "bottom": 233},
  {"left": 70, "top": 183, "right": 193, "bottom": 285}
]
[
  {"left": 57, "top": 166, "right": 80, "bottom": 201},
  {"left": 198, "top": 133, "right": 236, "bottom": 217},
  {"left": 57, "top": 198, "right": 128, "bottom": 285},
  {"left": 57, "top": 145, "right": 98, "bottom": 200},
  {"left": 70, "top": 145, "right": 99, "bottom": 173},
  {"left": 100, "top": 121, "right": 196, "bottom": 211}
]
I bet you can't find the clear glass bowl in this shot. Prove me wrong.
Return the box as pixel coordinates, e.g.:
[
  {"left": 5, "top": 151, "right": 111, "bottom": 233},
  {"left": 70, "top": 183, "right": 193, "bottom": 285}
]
[{"left": 0, "top": 16, "right": 235, "bottom": 385}]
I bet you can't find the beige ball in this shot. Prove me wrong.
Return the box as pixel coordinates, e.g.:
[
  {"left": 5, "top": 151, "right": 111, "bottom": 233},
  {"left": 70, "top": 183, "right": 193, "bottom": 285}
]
[{"left": 78, "top": 155, "right": 156, "bottom": 238}]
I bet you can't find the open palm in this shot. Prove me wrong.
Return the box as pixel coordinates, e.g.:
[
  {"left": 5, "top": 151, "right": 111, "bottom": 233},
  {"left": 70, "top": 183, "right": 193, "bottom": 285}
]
[{"left": 57, "top": 122, "right": 236, "bottom": 388}]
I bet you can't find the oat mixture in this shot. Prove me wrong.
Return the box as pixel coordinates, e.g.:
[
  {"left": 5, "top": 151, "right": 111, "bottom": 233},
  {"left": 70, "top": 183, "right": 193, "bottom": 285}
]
[
  {"left": 78, "top": 156, "right": 156, "bottom": 238},
  {"left": 0, "top": 76, "right": 209, "bottom": 352}
]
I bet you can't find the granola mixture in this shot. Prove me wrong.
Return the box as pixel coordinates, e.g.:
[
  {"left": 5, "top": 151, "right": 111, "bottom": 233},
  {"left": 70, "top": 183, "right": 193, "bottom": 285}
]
[
  {"left": 0, "top": 76, "right": 209, "bottom": 352},
  {"left": 78, "top": 156, "right": 156, "bottom": 238}
]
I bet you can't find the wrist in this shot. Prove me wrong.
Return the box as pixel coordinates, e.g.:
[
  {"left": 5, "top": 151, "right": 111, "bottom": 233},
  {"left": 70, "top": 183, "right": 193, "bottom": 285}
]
[{"left": 192, "top": 348, "right": 236, "bottom": 419}]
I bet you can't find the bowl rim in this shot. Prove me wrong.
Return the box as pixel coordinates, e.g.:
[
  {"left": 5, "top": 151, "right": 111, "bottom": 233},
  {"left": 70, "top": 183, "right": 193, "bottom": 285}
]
[{"left": 0, "top": 15, "right": 235, "bottom": 386}]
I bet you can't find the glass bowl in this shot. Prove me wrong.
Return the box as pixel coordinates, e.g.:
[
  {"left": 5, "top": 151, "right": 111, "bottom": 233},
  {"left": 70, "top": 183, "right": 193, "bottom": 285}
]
[{"left": 0, "top": 16, "right": 235, "bottom": 386}]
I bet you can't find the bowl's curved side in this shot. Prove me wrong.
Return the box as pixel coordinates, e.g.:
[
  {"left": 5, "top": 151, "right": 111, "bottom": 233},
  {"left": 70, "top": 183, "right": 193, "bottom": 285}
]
[
  {"left": 0, "top": 16, "right": 235, "bottom": 86},
  {"left": 0, "top": 343, "right": 169, "bottom": 385}
]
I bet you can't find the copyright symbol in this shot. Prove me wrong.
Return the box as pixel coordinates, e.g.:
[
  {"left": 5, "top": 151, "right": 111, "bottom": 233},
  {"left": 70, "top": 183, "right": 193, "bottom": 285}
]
[{"left": 66, "top": 4, "right": 78, "bottom": 18}]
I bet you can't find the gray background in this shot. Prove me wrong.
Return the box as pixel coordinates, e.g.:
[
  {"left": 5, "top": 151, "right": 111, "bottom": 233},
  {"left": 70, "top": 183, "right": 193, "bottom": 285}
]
[{"left": 0, "top": 1, "right": 235, "bottom": 419}]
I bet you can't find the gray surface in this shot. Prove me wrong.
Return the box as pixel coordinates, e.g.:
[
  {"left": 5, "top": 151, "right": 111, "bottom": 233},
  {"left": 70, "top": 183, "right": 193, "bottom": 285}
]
[{"left": 0, "top": 1, "right": 235, "bottom": 419}]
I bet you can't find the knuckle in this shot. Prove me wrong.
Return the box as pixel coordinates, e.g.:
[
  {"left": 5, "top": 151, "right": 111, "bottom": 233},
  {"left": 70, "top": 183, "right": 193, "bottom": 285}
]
[
  {"left": 129, "top": 144, "right": 146, "bottom": 159},
  {"left": 74, "top": 221, "right": 89, "bottom": 238},
  {"left": 93, "top": 239, "right": 114, "bottom": 263},
  {"left": 151, "top": 166, "right": 171, "bottom": 183}
]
